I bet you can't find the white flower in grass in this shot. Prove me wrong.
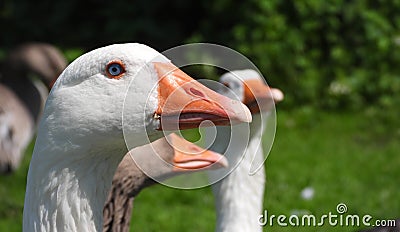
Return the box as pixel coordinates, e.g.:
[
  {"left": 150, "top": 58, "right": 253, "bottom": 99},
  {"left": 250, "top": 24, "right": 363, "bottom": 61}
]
[{"left": 300, "top": 186, "right": 315, "bottom": 200}]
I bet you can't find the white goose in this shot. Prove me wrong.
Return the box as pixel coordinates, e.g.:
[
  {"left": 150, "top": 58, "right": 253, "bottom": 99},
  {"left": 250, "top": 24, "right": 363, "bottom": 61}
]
[
  {"left": 207, "top": 70, "right": 283, "bottom": 232},
  {"left": 23, "top": 43, "right": 251, "bottom": 232},
  {"left": 103, "top": 133, "right": 228, "bottom": 232}
]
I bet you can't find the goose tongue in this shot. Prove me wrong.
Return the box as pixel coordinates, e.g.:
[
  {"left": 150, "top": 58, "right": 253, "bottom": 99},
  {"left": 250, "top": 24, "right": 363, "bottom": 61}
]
[
  {"left": 167, "top": 134, "right": 228, "bottom": 171},
  {"left": 154, "top": 62, "right": 252, "bottom": 130}
]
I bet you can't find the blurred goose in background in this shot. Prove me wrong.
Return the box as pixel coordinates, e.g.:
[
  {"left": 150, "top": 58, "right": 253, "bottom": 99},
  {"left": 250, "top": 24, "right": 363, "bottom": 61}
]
[
  {"left": 0, "top": 43, "right": 67, "bottom": 173},
  {"left": 207, "top": 70, "right": 283, "bottom": 232},
  {"left": 0, "top": 85, "right": 33, "bottom": 173},
  {"left": 23, "top": 43, "right": 251, "bottom": 232},
  {"left": 103, "top": 133, "right": 228, "bottom": 232}
]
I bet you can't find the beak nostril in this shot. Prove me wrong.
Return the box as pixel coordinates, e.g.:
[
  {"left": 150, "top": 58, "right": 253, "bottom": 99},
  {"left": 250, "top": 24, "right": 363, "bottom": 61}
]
[{"left": 189, "top": 87, "right": 206, "bottom": 98}]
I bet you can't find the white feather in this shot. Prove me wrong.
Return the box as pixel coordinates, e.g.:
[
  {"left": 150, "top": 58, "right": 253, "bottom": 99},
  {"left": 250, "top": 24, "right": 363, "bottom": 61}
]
[
  {"left": 208, "top": 70, "right": 273, "bottom": 232},
  {"left": 23, "top": 43, "right": 170, "bottom": 232}
]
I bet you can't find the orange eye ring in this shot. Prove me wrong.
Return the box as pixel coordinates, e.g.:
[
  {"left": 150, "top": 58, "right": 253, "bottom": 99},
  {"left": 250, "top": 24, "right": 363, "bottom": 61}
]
[{"left": 105, "top": 60, "right": 126, "bottom": 79}]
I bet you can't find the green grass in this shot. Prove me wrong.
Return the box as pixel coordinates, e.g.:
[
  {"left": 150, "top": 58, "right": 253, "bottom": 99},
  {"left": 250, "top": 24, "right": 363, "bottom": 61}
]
[
  {"left": 263, "top": 110, "right": 400, "bottom": 231},
  {"left": 0, "top": 142, "right": 32, "bottom": 231},
  {"left": 1, "top": 110, "right": 399, "bottom": 231}
]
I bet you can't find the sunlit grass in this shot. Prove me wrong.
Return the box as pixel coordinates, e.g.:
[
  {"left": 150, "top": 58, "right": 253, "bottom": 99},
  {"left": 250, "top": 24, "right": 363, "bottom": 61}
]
[
  {"left": 263, "top": 110, "right": 400, "bottom": 231},
  {"left": 0, "top": 110, "right": 398, "bottom": 231},
  {"left": 132, "top": 110, "right": 400, "bottom": 231}
]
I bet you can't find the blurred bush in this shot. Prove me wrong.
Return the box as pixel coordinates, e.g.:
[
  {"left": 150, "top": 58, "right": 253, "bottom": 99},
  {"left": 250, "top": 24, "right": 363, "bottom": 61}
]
[
  {"left": 191, "top": 1, "right": 400, "bottom": 112},
  {"left": 1, "top": 0, "right": 400, "bottom": 117}
]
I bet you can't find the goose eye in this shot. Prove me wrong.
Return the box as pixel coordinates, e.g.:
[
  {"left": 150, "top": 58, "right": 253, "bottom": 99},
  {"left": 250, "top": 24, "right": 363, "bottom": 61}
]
[{"left": 106, "top": 61, "right": 125, "bottom": 79}]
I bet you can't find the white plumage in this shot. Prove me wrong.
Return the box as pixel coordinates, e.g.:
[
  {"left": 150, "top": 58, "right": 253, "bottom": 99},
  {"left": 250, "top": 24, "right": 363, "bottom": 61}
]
[
  {"left": 23, "top": 43, "right": 251, "bottom": 232},
  {"left": 208, "top": 70, "right": 283, "bottom": 232}
]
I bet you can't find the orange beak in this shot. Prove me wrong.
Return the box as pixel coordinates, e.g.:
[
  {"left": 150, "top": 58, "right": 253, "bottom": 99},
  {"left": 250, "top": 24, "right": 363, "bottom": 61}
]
[
  {"left": 154, "top": 62, "right": 252, "bottom": 130},
  {"left": 243, "top": 79, "right": 284, "bottom": 114},
  {"left": 168, "top": 134, "right": 228, "bottom": 171}
]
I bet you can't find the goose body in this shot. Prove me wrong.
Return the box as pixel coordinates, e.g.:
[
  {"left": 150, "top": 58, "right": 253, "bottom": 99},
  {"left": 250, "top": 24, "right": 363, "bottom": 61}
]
[
  {"left": 23, "top": 43, "right": 251, "bottom": 232},
  {"left": 211, "top": 113, "right": 266, "bottom": 232},
  {"left": 208, "top": 70, "right": 283, "bottom": 232},
  {"left": 0, "top": 43, "right": 67, "bottom": 173},
  {"left": 103, "top": 134, "right": 227, "bottom": 232}
]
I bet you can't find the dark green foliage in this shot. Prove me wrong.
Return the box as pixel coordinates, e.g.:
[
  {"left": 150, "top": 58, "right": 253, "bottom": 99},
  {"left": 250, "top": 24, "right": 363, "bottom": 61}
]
[
  {"left": 1, "top": 0, "right": 399, "bottom": 115},
  {"left": 0, "top": 0, "right": 206, "bottom": 50},
  {"left": 191, "top": 1, "right": 400, "bottom": 112}
]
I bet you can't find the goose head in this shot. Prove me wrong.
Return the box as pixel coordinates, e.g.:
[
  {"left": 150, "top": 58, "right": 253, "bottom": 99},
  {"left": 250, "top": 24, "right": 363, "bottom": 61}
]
[
  {"left": 41, "top": 43, "right": 251, "bottom": 153},
  {"left": 131, "top": 133, "right": 228, "bottom": 183},
  {"left": 103, "top": 134, "right": 228, "bottom": 231},
  {"left": 112, "top": 134, "right": 229, "bottom": 194},
  {"left": 24, "top": 43, "right": 250, "bottom": 231},
  {"left": 219, "top": 69, "right": 283, "bottom": 114},
  {"left": 206, "top": 69, "right": 284, "bottom": 184}
]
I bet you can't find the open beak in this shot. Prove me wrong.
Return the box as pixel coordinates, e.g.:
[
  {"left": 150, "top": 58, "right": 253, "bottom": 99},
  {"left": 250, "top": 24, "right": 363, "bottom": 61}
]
[
  {"left": 168, "top": 134, "right": 228, "bottom": 171},
  {"left": 153, "top": 62, "right": 252, "bottom": 130},
  {"left": 243, "top": 79, "right": 284, "bottom": 114}
]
